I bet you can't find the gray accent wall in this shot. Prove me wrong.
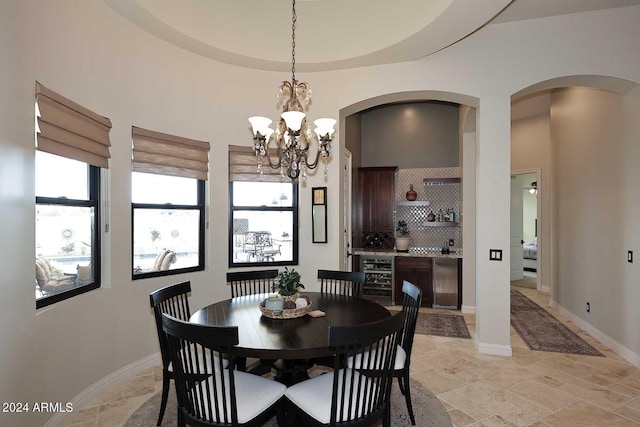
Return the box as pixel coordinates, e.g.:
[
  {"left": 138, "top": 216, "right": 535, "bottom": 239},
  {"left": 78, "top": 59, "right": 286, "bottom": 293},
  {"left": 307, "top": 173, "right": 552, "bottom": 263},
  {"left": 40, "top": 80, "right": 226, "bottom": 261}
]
[{"left": 360, "top": 101, "right": 460, "bottom": 168}]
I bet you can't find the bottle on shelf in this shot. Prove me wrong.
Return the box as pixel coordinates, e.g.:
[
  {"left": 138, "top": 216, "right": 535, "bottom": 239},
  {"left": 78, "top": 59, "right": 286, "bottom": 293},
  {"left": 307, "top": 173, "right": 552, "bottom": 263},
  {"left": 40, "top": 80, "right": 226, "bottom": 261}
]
[
  {"left": 437, "top": 208, "right": 443, "bottom": 221},
  {"left": 450, "top": 208, "right": 456, "bottom": 222}
]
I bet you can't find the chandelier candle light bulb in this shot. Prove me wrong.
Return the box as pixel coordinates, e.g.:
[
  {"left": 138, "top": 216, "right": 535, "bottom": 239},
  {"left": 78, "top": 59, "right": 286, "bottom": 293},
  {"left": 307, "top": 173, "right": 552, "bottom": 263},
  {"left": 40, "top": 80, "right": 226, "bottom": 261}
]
[{"left": 249, "top": 0, "right": 336, "bottom": 181}]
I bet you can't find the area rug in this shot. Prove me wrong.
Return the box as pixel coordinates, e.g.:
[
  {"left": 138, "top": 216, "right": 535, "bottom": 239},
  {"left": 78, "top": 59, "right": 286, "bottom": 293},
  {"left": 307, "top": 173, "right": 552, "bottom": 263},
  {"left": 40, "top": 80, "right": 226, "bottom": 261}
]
[
  {"left": 124, "top": 375, "right": 452, "bottom": 427},
  {"left": 510, "top": 290, "right": 603, "bottom": 356},
  {"left": 389, "top": 310, "right": 471, "bottom": 339},
  {"left": 416, "top": 313, "right": 471, "bottom": 339}
]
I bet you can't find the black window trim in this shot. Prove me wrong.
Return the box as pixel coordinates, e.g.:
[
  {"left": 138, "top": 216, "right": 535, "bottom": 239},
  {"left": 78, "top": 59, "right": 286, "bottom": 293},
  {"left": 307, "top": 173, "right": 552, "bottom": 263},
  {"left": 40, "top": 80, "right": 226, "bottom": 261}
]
[
  {"left": 228, "top": 181, "right": 299, "bottom": 268},
  {"left": 36, "top": 164, "right": 101, "bottom": 309},
  {"left": 131, "top": 179, "right": 206, "bottom": 280}
]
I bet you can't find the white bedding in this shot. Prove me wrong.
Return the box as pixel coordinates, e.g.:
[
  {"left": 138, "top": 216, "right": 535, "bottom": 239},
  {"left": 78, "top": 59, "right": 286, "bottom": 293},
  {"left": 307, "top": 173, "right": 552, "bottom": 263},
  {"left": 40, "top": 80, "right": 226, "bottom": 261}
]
[
  {"left": 523, "top": 245, "right": 537, "bottom": 260},
  {"left": 523, "top": 237, "right": 537, "bottom": 260}
]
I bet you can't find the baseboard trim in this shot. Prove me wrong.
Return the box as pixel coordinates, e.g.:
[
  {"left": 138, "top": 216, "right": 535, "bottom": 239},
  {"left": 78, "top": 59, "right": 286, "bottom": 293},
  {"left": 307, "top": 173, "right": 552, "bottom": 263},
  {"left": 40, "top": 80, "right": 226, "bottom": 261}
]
[
  {"left": 461, "top": 305, "right": 476, "bottom": 314},
  {"left": 478, "top": 342, "right": 512, "bottom": 357},
  {"left": 44, "top": 353, "right": 161, "bottom": 427},
  {"left": 553, "top": 301, "right": 640, "bottom": 368}
]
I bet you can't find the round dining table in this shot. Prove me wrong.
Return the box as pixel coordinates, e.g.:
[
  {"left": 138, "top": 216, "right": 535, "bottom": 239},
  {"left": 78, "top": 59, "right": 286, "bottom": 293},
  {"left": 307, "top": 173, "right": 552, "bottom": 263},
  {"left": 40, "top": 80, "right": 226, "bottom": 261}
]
[{"left": 190, "top": 291, "right": 391, "bottom": 383}]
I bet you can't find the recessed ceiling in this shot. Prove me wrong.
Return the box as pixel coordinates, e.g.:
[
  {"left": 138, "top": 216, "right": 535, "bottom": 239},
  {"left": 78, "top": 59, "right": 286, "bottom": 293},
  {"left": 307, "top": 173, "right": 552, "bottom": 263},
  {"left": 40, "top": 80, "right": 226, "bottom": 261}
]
[{"left": 103, "top": 0, "right": 640, "bottom": 72}]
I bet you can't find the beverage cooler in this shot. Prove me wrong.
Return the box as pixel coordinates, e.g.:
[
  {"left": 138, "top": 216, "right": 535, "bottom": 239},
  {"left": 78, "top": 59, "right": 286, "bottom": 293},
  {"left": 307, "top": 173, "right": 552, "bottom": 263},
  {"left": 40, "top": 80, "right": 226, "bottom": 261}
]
[
  {"left": 361, "top": 256, "right": 394, "bottom": 306},
  {"left": 433, "top": 258, "right": 459, "bottom": 309}
]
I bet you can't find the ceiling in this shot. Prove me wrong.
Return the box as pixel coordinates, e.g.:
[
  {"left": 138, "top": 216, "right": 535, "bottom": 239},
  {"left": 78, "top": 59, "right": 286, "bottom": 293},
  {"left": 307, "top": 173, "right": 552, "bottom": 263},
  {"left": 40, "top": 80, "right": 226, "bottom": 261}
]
[{"left": 103, "top": 0, "right": 640, "bottom": 72}]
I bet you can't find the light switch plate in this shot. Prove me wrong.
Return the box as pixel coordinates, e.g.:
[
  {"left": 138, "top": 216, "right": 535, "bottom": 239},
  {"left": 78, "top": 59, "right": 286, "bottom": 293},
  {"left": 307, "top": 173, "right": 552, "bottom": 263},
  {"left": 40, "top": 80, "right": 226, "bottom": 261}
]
[
  {"left": 489, "top": 249, "right": 503, "bottom": 261},
  {"left": 629, "top": 251, "right": 633, "bottom": 263}
]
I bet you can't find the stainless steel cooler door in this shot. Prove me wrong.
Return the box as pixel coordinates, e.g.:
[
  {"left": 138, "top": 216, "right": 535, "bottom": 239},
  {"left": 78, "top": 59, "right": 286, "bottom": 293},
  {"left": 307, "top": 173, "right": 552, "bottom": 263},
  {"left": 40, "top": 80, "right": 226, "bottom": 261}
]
[{"left": 433, "top": 258, "right": 458, "bottom": 308}]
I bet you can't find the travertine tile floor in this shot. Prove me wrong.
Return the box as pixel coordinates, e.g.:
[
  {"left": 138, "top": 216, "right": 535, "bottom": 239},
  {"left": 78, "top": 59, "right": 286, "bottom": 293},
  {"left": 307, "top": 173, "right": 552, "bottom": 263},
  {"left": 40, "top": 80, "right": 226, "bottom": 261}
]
[{"left": 65, "top": 285, "right": 640, "bottom": 427}]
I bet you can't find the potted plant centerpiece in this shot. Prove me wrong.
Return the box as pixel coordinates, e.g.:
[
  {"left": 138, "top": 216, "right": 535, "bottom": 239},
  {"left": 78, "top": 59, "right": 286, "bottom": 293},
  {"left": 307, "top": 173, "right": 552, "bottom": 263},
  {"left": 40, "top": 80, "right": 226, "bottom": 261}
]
[
  {"left": 273, "top": 267, "right": 305, "bottom": 304},
  {"left": 395, "top": 220, "right": 411, "bottom": 251}
]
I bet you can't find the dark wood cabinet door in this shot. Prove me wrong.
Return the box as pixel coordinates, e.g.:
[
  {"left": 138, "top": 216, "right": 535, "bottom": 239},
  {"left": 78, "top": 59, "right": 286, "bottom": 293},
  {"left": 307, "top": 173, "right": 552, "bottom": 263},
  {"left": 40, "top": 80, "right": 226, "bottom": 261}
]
[
  {"left": 352, "top": 255, "right": 362, "bottom": 273},
  {"left": 394, "top": 257, "right": 434, "bottom": 307},
  {"left": 414, "top": 265, "right": 434, "bottom": 307},
  {"left": 357, "top": 167, "right": 397, "bottom": 248},
  {"left": 359, "top": 172, "right": 376, "bottom": 231},
  {"left": 375, "top": 169, "right": 396, "bottom": 230},
  {"left": 358, "top": 167, "right": 396, "bottom": 231}
]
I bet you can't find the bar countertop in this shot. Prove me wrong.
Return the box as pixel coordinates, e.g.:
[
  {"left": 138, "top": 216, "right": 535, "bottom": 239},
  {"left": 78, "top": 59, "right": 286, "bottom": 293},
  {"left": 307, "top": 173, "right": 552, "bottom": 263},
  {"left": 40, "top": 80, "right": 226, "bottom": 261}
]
[{"left": 353, "top": 248, "right": 462, "bottom": 259}]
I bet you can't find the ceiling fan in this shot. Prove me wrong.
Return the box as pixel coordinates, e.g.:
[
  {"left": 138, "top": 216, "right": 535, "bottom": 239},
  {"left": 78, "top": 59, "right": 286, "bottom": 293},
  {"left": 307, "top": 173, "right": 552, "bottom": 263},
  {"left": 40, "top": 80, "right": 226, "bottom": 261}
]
[{"left": 525, "top": 181, "right": 538, "bottom": 195}]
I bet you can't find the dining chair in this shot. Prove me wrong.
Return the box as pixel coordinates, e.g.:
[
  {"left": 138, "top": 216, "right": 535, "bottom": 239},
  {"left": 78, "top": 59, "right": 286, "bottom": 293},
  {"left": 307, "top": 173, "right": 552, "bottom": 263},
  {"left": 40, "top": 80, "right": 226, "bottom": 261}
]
[
  {"left": 227, "top": 269, "right": 278, "bottom": 298},
  {"left": 285, "top": 311, "right": 405, "bottom": 427},
  {"left": 309, "top": 269, "right": 367, "bottom": 369},
  {"left": 226, "top": 269, "right": 278, "bottom": 374},
  {"left": 150, "top": 281, "right": 228, "bottom": 426},
  {"left": 317, "top": 269, "right": 365, "bottom": 298},
  {"left": 395, "top": 280, "right": 422, "bottom": 425},
  {"left": 162, "top": 313, "right": 287, "bottom": 427},
  {"left": 149, "top": 281, "right": 192, "bottom": 426},
  {"left": 343, "top": 280, "right": 422, "bottom": 425}
]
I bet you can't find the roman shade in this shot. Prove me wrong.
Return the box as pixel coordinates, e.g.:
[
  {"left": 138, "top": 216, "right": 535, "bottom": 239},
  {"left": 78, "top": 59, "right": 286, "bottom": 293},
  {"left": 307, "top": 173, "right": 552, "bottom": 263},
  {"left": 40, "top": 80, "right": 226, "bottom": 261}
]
[
  {"left": 132, "top": 126, "right": 210, "bottom": 180},
  {"left": 35, "top": 82, "right": 112, "bottom": 168},
  {"left": 228, "top": 144, "right": 282, "bottom": 182}
]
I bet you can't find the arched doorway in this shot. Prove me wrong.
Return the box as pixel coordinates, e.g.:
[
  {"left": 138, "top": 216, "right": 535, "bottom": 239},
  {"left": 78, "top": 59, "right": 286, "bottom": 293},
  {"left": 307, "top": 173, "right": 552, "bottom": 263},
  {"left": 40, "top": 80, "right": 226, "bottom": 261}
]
[
  {"left": 511, "top": 75, "right": 640, "bottom": 363},
  {"left": 339, "top": 90, "right": 479, "bottom": 312}
]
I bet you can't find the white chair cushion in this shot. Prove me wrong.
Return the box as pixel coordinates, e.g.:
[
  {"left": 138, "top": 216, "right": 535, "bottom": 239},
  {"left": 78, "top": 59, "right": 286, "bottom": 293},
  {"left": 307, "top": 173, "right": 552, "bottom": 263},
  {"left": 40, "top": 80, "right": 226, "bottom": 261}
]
[
  {"left": 346, "top": 344, "right": 406, "bottom": 371},
  {"left": 285, "top": 368, "right": 376, "bottom": 424},
  {"left": 195, "top": 370, "right": 286, "bottom": 424}
]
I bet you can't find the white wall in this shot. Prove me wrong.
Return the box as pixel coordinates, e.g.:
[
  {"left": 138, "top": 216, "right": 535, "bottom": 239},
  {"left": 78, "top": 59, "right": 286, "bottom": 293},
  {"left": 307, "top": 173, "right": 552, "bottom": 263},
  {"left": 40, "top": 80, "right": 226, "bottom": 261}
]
[
  {"left": 551, "top": 87, "right": 640, "bottom": 357},
  {"left": 1, "top": 1, "right": 640, "bottom": 424}
]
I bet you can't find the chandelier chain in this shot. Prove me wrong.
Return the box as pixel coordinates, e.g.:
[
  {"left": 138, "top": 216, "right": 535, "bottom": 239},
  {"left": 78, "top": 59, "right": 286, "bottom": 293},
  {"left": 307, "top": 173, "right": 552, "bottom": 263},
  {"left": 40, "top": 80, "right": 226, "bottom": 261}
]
[
  {"left": 291, "top": 0, "right": 297, "bottom": 82},
  {"left": 248, "top": 0, "right": 334, "bottom": 182}
]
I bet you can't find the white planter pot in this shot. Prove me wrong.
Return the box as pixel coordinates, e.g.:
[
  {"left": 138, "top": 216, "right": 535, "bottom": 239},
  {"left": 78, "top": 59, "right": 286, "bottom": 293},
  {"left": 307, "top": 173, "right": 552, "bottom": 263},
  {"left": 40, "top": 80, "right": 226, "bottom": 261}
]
[{"left": 395, "top": 237, "right": 411, "bottom": 251}]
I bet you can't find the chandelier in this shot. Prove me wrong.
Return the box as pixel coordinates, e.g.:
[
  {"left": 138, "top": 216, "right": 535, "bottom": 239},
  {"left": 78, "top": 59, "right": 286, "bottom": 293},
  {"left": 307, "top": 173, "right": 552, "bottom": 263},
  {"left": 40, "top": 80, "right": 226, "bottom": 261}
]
[{"left": 248, "top": 0, "right": 336, "bottom": 181}]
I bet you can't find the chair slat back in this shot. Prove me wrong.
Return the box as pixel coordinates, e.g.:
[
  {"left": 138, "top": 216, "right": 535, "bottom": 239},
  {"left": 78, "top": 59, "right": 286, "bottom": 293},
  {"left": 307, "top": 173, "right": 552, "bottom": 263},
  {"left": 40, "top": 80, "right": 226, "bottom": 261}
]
[
  {"left": 162, "top": 313, "right": 240, "bottom": 426},
  {"left": 400, "top": 280, "right": 422, "bottom": 367},
  {"left": 329, "top": 311, "right": 405, "bottom": 425},
  {"left": 227, "top": 269, "right": 278, "bottom": 298},
  {"left": 318, "top": 269, "right": 365, "bottom": 298},
  {"left": 149, "top": 281, "right": 192, "bottom": 369}
]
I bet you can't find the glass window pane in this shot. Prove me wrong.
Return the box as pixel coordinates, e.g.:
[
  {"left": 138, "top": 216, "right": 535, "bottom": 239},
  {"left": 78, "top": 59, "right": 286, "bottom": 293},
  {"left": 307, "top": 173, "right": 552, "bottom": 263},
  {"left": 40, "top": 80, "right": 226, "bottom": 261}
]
[
  {"left": 232, "top": 182, "right": 293, "bottom": 207},
  {"left": 231, "top": 210, "right": 293, "bottom": 263},
  {"left": 133, "top": 208, "right": 201, "bottom": 274},
  {"left": 35, "top": 204, "right": 95, "bottom": 300},
  {"left": 132, "top": 172, "right": 198, "bottom": 204},
  {"left": 35, "top": 151, "right": 88, "bottom": 199}
]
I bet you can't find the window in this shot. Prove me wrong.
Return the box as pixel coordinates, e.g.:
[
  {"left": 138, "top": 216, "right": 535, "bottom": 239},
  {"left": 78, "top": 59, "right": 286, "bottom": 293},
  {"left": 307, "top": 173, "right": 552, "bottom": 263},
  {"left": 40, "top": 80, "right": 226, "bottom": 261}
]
[
  {"left": 131, "top": 127, "right": 209, "bottom": 279},
  {"left": 36, "top": 152, "right": 101, "bottom": 307},
  {"left": 132, "top": 173, "right": 205, "bottom": 278},
  {"left": 35, "top": 82, "right": 111, "bottom": 308},
  {"left": 228, "top": 145, "right": 298, "bottom": 267}
]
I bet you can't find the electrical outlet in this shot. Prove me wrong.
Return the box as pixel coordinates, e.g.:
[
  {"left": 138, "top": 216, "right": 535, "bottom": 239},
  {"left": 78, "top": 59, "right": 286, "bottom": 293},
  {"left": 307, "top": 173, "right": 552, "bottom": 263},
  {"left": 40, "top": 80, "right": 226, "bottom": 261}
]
[
  {"left": 449, "top": 239, "right": 454, "bottom": 247},
  {"left": 586, "top": 302, "right": 591, "bottom": 313}
]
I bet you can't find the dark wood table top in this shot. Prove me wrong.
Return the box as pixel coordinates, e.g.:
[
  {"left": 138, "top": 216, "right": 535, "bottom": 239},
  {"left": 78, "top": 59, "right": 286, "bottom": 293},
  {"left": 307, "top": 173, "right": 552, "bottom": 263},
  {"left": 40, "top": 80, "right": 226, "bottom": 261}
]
[{"left": 190, "top": 292, "right": 390, "bottom": 359}]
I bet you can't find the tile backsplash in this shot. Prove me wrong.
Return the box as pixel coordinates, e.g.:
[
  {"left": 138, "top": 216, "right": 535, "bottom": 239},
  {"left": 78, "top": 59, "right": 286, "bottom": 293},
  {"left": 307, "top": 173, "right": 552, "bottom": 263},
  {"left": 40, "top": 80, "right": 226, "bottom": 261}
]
[{"left": 395, "top": 168, "right": 461, "bottom": 252}]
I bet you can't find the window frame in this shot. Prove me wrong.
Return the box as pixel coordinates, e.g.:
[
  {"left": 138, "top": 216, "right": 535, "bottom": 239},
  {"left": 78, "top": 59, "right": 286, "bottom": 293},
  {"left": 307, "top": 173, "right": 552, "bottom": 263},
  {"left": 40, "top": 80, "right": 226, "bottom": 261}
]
[
  {"left": 228, "top": 181, "right": 299, "bottom": 268},
  {"left": 131, "top": 178, "right": 206, "bottom": 280},
  {"left": 36, "top": 164, "right": 101, "bottom": 309}
]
